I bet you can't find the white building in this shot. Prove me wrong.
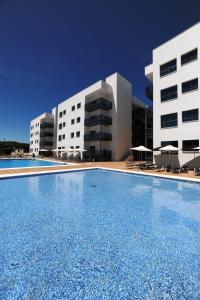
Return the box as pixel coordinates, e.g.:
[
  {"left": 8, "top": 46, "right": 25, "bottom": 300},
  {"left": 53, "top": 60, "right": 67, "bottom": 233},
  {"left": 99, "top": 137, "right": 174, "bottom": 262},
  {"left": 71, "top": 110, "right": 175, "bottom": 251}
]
[
  {"left": 30, "top": 112, "right": 55, "bottom": 156},
  {"left": 30, "top": 72, "right": 148, "bottom": 161},
  {"left": 145, "top": 22, "right": 200, "bottom": 168}
]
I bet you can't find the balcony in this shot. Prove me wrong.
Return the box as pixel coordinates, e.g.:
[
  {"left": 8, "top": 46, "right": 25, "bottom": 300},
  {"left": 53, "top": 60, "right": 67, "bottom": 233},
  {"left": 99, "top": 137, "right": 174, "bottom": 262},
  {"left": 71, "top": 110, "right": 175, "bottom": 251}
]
[
  {"left": 84, "top": 132, "right": 112, "bottom": 141},
  {"left": 85, "top": 98, "right": 112, "bottom": 112},
  {"left": 145, "top": 84, "right": 153, "bottom": 101},
  {"left": 40, "top": 141, "right": 53, "bottom": 146},
  {"left": 146, "top": 128, "right": 153, "bottom": 138},
  {"left": 40, "top": 122, "right": 54, "bottom": 129},
  {"left": 40, "top": 131, "right": 54, "bottom": 138},
  {"left": 85, "top": 115, "right": 112, "bottom": 126}
]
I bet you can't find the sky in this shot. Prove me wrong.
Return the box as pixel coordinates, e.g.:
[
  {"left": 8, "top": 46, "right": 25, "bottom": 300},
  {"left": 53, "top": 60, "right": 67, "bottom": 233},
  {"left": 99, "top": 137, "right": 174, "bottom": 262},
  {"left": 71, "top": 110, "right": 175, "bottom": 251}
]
[{"left": 0, "top": 0, "right": 200, "bottom": 142}]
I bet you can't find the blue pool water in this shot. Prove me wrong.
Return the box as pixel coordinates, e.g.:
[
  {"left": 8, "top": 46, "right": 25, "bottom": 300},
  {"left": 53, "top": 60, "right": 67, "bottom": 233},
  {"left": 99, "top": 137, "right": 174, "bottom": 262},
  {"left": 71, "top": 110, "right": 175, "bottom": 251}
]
[
  {"left": 0, "top": 159, "right": 63, "bottom": 169},
  {"left": 0, "top": 169, "right": 200, "bottom": 299}
]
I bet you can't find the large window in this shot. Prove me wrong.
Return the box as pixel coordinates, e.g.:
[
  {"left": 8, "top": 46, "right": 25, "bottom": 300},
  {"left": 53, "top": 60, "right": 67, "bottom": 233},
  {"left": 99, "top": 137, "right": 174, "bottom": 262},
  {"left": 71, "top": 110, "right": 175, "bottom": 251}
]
[
  {"left": 160, "top": 59, "right": 177, "bottom": 77},
  {"left": 182, "top": 78, "right": 198, "bottom": 93},
  {"left": 181, "top": 48, "right": 198, "bottom": 65},
  {"left": 182, "top": 109, "right": 199, "bottom": 122},
  {"left": 161, "top": 113, "right": 177, "bottom": 128},
  {"left": 161, "top": 140, "right": 178, "bottom": 147},
  {"left": 161, "top": 85, "right": 177, "bottom": 102},
  {"left": 182, "top": 139, "right": 199, "bottom": 151}
]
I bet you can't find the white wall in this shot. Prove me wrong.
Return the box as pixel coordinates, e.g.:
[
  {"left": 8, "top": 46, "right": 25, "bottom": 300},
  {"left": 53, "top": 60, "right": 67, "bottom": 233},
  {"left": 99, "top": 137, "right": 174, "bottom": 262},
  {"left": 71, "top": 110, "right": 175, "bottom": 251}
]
[{"left": 147, "top": 22, "right": 200, "bottom": 167}]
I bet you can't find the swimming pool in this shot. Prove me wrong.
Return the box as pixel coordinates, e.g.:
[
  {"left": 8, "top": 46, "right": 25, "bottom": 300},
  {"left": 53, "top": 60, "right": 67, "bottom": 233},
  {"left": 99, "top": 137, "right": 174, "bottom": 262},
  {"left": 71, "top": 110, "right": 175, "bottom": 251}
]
[
  {"left": 0, "top": 169, "right": 199, "bottom": 298},
  {"left": 0, "top": 159, "right": 64, "bottom": 169}
]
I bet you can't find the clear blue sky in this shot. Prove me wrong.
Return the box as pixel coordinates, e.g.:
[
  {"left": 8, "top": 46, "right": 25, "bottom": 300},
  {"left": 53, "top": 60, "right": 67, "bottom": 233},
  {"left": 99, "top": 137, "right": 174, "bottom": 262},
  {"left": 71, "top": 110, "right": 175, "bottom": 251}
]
[{"left": 0, "top": 0, "right": 200, "bottom": 142}]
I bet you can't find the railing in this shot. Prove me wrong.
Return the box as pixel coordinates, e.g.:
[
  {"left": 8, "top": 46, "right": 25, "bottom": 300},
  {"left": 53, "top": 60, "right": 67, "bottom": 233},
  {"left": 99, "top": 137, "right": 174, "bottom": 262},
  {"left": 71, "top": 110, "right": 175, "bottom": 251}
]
[
  {"left": 40, "top": 122, "right": 54, "bottom": 129},
  {"left": 40, "top": 131, "right": 54, "bottom": 137},
  {"left": 85, "top": 98, "right": 112, "bottom": 112},
  {"left": 85, "top": 115, "right": 112, "bottom": 126},
  {"left": 145, "top": 84, "right": 153, "bottom": 101},
  {"left": 84, "top": 132, "right": 112, "bottom": 141},
  {"left": 84, "top": 150, "right": 112, "bottom": 161},
  {"left": 40, "top": 141, "right": 53, "bottom": 146}
]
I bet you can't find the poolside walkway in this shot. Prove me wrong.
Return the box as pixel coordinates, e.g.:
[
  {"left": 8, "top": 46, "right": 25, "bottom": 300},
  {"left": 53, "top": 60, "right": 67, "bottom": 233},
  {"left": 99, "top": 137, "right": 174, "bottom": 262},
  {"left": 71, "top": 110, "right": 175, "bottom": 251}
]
[{"left": 0, "top": 161, "right": 199, "bottom": 181}]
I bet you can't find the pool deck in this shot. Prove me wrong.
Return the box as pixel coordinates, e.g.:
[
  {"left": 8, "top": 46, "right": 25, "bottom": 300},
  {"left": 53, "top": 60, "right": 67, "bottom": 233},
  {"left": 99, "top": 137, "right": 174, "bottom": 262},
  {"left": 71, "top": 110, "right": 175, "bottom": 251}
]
[{"left": 0, "top": 160, "right": 200, "bottom": 182}]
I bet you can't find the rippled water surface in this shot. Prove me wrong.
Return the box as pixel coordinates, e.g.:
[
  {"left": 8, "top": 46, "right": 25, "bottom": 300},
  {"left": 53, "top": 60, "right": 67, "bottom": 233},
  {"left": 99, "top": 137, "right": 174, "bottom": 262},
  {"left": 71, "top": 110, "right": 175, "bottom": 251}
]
[
  {"left": 0, "top": 169, "right": 200, "bottom": 299},
  {"left": 0, "top": 159, "right": 63, "bottom": 168}
]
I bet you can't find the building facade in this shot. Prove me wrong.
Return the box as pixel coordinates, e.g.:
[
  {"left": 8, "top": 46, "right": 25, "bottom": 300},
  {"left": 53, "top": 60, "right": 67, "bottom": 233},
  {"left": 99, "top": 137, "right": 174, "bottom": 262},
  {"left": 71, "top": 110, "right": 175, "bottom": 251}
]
[
  {"left": 30, "top": 112, "right": 55, "bottom": 156},
  {"left": 145, "top": 22, "right": 200, "bottom": 167},
  {"left": 30, "top": 72, "right": 150, "bottom": 161}
]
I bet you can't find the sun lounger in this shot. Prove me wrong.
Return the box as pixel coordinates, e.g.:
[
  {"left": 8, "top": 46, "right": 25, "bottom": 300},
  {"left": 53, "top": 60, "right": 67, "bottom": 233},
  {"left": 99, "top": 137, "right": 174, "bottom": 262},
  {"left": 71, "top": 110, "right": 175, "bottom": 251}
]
[
  {"left": 194, "top": 168, "right": 200, "bottom": 176},
  {"left": 171, "top": 165, "right": 189, "bottom": 174}
]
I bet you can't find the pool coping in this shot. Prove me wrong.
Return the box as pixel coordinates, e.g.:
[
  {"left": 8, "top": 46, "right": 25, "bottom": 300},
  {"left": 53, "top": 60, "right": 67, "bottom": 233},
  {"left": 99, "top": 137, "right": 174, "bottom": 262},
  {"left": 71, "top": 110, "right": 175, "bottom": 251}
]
[{"left": 0, "top": 165, "right": 200, "bottom": 184}]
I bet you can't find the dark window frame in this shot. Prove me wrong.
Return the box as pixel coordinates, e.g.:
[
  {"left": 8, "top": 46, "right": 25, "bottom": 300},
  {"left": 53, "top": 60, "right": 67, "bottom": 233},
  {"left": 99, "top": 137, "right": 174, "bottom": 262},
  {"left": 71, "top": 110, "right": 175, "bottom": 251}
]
[
  {"left": 160, "top": 58, "right": 177, "bottom": 77},
  {"left": 182, "top": 78, "right": 198, "bottom": 94},
  {"left": 182, "top": 139, "right": 199, "bottom": 152},
  {"left": 71, "top": 119, "right": 75, "bottom": 125},
  {"left": 161, "top": 85, "right": 178, "bottom": 102},
  {"left": 76, "top": 131, "right": 80, "bottom": 138},
  {"left": 161, "top": 113, "right": 178, "bottom": 128},
  {"left": 77, "top": 117, "right": 80, "bottom": 123},
  {"left": 72, "top": 105, "right": 75, "bottom": 111},
  {"left": 181, "top": 48, "right": 198, "bottom": 66},
  {"left": 77, "top": 103, "right": 81, "bottom": 109},
  {"left": 71, "top": 132, "right": 74, "bottom": 138},
  {"left": 182, "top": 109, "right": 199, "bottom": 123}
]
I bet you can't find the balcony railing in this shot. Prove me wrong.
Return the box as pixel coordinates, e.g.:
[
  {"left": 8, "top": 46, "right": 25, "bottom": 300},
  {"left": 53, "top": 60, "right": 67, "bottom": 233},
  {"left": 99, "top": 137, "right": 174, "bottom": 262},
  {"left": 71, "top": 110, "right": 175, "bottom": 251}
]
[
  {"left": 40, "top": 141, "right": 53, "bottom": 146},
  {"left": 84, "top": 150, "right": 112, "bottom": 161},
  {"left": 84, "top": 132, "right": 112, "bottom": 141},
  {"left": 85, "top": 115, "right": 112, "bottom": 126},
  {"left": 85, "top": 98, "right": 112, "bottom": 112},
  {"left": 40, "top": 131, "right": 54, "bottom": 137},
  {"left": 40, "top": 122, "right": 54, "bottom": 129},
  {"left": 145, "top": 84, "right": 153, "bottom": 101}
]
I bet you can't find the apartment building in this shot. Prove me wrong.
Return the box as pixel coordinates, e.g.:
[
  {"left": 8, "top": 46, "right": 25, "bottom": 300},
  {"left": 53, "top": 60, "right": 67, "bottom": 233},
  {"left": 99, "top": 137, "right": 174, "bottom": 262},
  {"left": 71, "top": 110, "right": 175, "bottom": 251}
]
[
  {"left": 30, "top": 72, "right": 150, "bottom": 161},
  {"left": 30, "top": 112, "right": 55, "bottom": 156},
  {"left": 145, "top": 22, "right": 200, "bottom": 167}
]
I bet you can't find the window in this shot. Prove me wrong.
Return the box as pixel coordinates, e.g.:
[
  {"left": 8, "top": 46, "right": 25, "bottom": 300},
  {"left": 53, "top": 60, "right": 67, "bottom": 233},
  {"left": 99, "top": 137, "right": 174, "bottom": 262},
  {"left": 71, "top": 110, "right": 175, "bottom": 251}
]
[
  {"left": 77, "top": 103, "right": 81, "bottom": 109},
  {"left": 77, "top": 117, "right": 80, "bottom": 123},
  {"left": 59, "top": 123, "right": 62, "bottom": 130},
  {"left": 72, "top": 105, "right": 75, "bottom": 111},
  {"left": 76, "top": 131, "right": 80, "bottom": 137},
  {"left": 182, "top": 109, "right": 199, "bottom": 122},
  {"left": 182, "top": 78, "right": 198, "bottom": 93},
  {"left": 76, "top": 146, "right": 80, "bottom": 149},
  {"left": 59, "top": 112, "right": 62, "bottom": 118},
  {"left": 63, "top": 110, "right": 66, "bottom": 115},
  {"left": 63, "top": 122, "right": 66, "bottom": 127},
  {"left": 161, "top": 113, "right": 178, "bottom": 128},
  {"left": 161, "top": 140, "right": 178, "bottom": 147},
  {"left": 160, "top": 59, "right": 177, "bottom": 77},
  {"left": 181, "top": 48, "right": 198, "bottom": 65},
  {"left": 161, "top": 85, "right": 177, "bottom": 102},
  {"left": 63, "top": 134, "right": 65, "bottom": 140},
  {"left": 71, "top": 119, "right": 75, "bottom": 125},
  {"left": 182, "top": 139, "right": 199, "bottom": 151},
  {"left": 70, "top": 146, "right": 74, "bottom": 149},
  {"left": 71, "top": 132, "right": 74, "bottom": 138},
  {"left": 58, "top": 135, "right": 62, "bottom": 141}
]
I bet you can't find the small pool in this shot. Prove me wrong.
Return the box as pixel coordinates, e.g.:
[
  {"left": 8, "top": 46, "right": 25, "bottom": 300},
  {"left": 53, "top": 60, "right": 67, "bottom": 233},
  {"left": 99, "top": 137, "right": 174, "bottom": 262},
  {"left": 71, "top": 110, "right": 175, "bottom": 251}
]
[
  {"left": 0, "top": 169, "right": 200, "bottom": 298},
  {"left": 0, "top": 159, "right": 64, "bottom": 169}
]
